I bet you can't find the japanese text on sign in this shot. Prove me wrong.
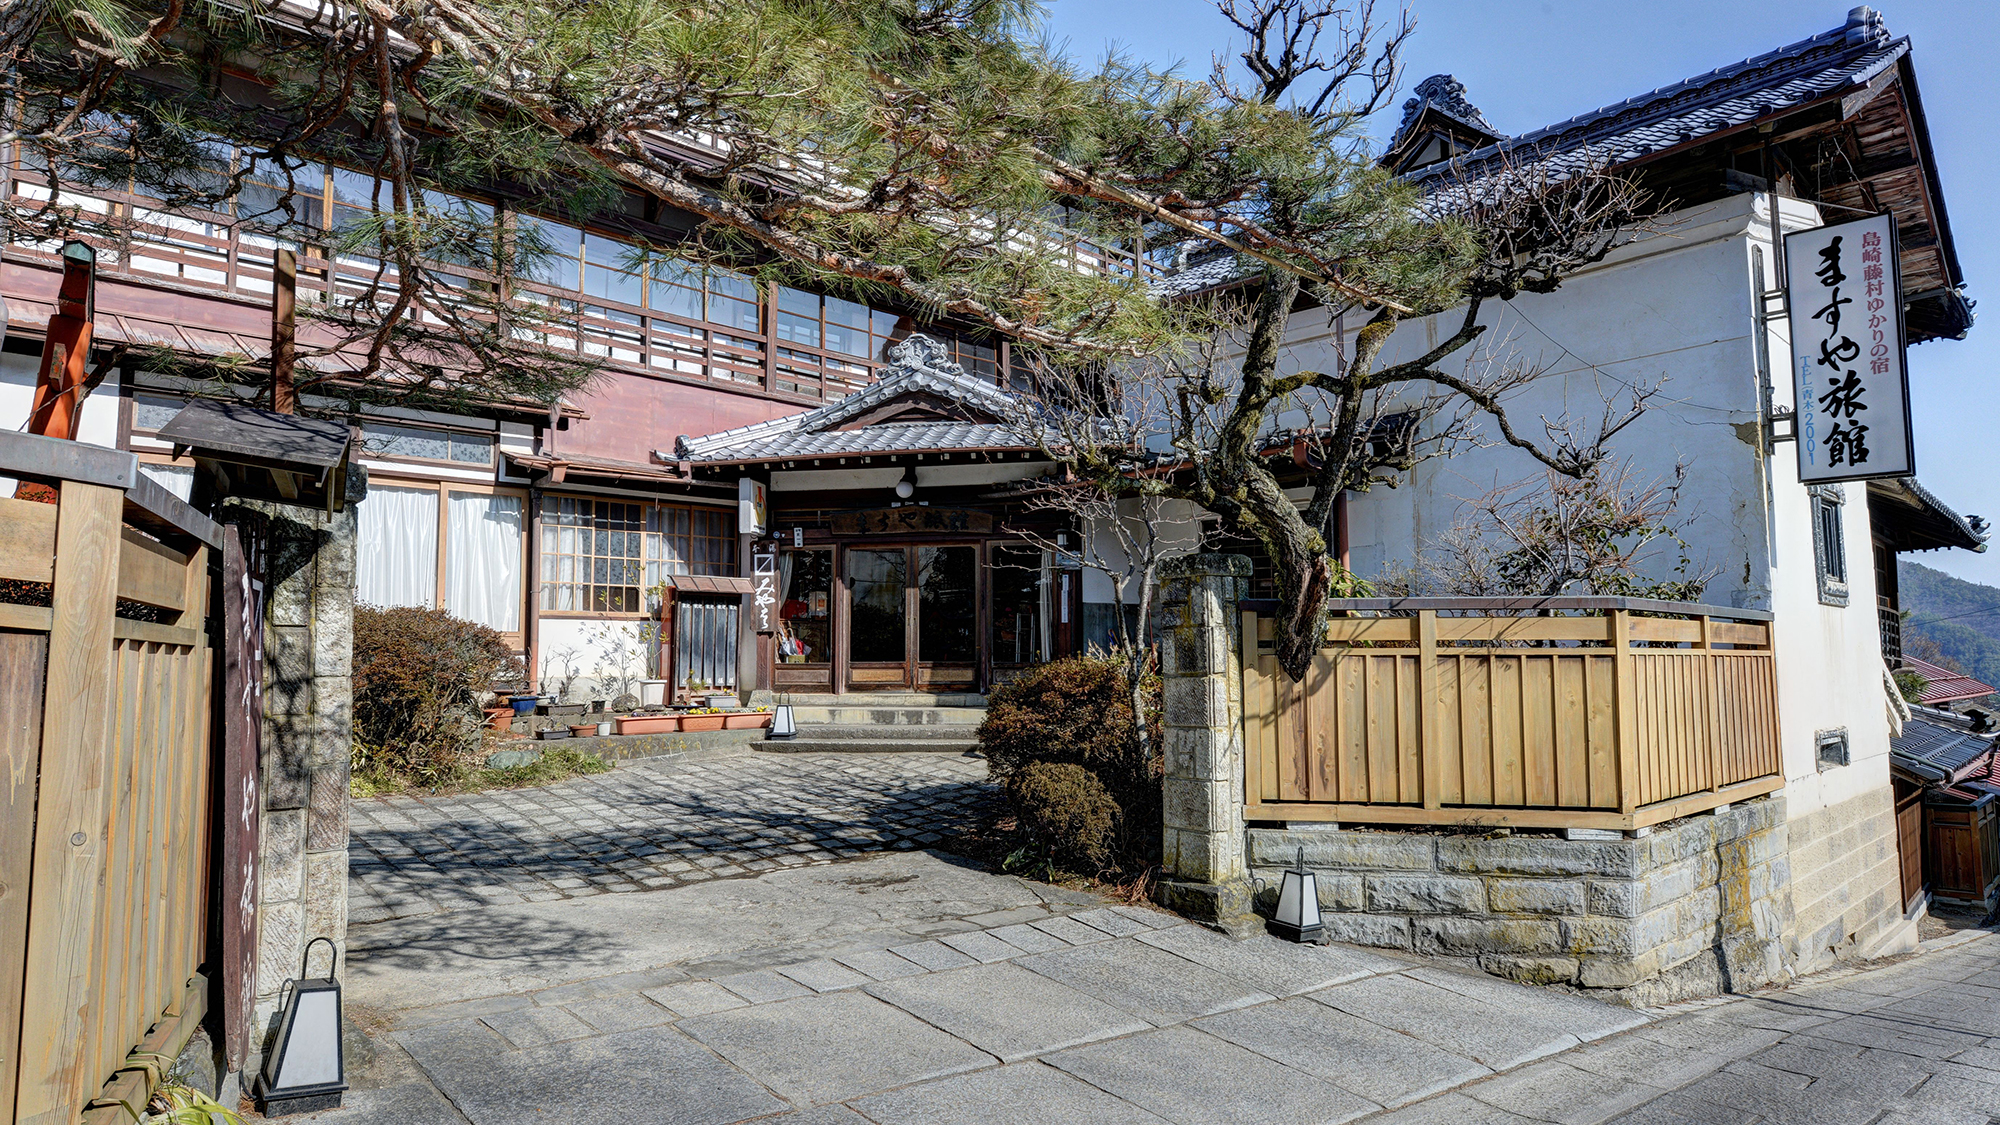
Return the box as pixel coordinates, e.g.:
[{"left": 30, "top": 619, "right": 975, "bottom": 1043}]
[{"left": 1783, "top": 212, "right": 1913, "bottom": 483}]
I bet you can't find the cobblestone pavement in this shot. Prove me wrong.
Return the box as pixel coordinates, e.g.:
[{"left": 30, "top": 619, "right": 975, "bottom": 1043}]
[{"left": 345, "top": 750, "right": 996, "bottom": 925}]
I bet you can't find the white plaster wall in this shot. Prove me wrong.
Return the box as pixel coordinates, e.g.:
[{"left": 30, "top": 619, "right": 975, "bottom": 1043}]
[
  {"left": 1264, "top": 191, "right": 1896, "bottom": 826},
  {"left": 1082, "top": 496, "right": 1206, "bottom": 605},
  {"left": 0, "top": 350, "right": 123, "bottom": 448},
  {"left": 535, "top": 617, "right": 662, "bottom": 703}
]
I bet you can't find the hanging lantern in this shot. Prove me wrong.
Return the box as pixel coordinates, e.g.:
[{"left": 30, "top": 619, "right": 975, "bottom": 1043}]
[
  {"left": 257, "top": 937, "right": 348, "bottom": 1116},
  {"left": 1269, "top": 846, "right": 1323, "bottom": 943}
]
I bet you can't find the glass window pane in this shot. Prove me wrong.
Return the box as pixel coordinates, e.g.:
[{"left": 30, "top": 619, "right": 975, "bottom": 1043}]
[
  {"left": 846, "top": 549, "right": 906, "bottom": 663},
  {"left": 650, "top": 276, "right": 703, "bottom": 321},
  {"left": 918, "top": 547, "right": 977, "bottom": 663},
  {"left": 583, "top": 262, "right": 642, "bottom": 306},
  {"left": 710, "top": 296, "right": 761, "bottom": 333},
  {"left": 448, "top": 432, "right": 494, "bottom": 465},
  {"left": 989, "top": 546, "right": 1045, "bottom": 666},
  {"left": 776, "top": 311, "right": 819, "bottom": 347},
  {"left": 779, "top": 550, "right": 832, "bottom": 665}
]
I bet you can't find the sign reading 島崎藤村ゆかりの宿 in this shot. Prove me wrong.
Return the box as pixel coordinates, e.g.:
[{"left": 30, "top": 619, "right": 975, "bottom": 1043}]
[{"left": 1784, "top": 212, "right": 1915, "bottom": 483}]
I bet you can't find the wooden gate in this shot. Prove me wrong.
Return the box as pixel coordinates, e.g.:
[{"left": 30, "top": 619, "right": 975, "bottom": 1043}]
[
  {"left": 0, "top": 434, "right": 221, "bottom": 1125},
  {"left": 1243, "top": 597, "right": 1785, "bottom": 831}
]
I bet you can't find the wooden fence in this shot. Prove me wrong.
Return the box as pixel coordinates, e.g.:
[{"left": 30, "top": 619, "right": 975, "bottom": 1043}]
[
  {"left": 0, "top": 434, "right": 221, "bottom": 1125},
  {"left": 1242, "top": 598, "right": 1784, "bottom": 831}
]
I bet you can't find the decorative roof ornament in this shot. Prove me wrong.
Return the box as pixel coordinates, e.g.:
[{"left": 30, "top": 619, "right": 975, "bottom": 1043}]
[
  {"left": 1397, "top": 74, "right": 1496, "bottom": 137},
  {"left": 1844, "top": 5, "right": 1889, "bottom": 46},
  {"left": 884, "top": 333, "right": 957, "bottom": 375}
]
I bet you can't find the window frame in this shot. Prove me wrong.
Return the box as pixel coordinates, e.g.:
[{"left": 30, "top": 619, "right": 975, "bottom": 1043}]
[
  {"left": 1810, "top": 485, "right": 1850, "bottom": 607},
  {"left": 358, "top": 473, "right": 530, "bottom": 642},
  {"left": 538, "top": 493, "right": 739, "bottom": 618}
]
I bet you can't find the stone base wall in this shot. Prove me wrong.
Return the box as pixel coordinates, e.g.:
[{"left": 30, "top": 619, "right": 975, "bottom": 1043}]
[
  {"left": 1247, "top": 796, "right": 1796, "bottom": 1005},
  {"left": 1786, "top": 785, "right": 1910, "bottom": 974}
]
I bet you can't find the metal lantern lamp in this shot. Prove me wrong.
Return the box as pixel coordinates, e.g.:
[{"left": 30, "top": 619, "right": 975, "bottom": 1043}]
[
  {"left": 257, "top": 937, "right": 348, "bottom": 1115},
  {"left": 770, "top": 693, "right": 798, "bottom": 740},
  {"left": 1269, "top": 847, "right": 1324, "bottom": 943}
]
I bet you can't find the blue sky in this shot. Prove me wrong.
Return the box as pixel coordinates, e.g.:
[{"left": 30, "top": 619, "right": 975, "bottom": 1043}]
[{"left": 1041, "top": 1, "right": 2000, "bottom": 587}]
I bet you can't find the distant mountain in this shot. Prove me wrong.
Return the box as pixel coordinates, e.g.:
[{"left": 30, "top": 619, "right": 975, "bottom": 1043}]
[{"left": 1898, "top": 560, "right": 2000, "bottom": 694}]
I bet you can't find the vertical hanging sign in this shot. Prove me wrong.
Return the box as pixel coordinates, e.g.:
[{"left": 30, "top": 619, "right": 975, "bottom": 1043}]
[
  {"left": 1784, "top": 213, "right": 1915, "bottom": 483},
  {"left": 738, "top": 478, "right": 768, "bottom": 536},
  {"left": 750, "top": 544, "right": 778, "bottom": 633}
]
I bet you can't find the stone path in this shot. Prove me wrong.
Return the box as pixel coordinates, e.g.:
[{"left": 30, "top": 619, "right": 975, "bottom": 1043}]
[
  {"left": 330, "top": 748, "right": 2000, "bottom": 1125},
  {"left": 346, "top": 750, "right": 995, "bottom": 923}
]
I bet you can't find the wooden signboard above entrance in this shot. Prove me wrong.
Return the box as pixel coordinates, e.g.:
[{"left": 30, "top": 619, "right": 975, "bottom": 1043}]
[{"left": 832, "top": 508, "right": 993, "bottom": 536}]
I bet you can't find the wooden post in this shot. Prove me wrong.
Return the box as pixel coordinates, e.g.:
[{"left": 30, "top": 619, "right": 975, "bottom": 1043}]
[
  {"left": 16, "top": 481, "right": 123, "bottom": 1125},
  {"left": 1701, "top": 613, "right": 1725, "bottom": 792},
  {"left": 1610, "top": 609, "right": 1639, "bottom": 819},
  {"left": 1419, "top": 609, "right": 1440, "bottom": 810},
  {"left": 271, "top": 248, "right": 297, "bottom": 415}
]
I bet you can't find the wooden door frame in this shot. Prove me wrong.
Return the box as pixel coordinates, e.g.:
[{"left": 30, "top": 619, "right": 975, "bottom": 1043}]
[{"left": 836, "top": 540, "right": 984, "bottom": 691}]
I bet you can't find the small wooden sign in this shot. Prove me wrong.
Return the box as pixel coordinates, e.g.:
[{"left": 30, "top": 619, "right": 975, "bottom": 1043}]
[
  {"left": 220, "top": 519, "right": 265, "bottom": 1071},
  {"left": 831, "top": 507, "right": 994, "bottom": 536}
]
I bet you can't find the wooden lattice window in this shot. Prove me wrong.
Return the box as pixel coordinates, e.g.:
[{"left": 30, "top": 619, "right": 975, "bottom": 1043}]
[{"left": 541, "top": 497, "right": 647, "bottom": 612}]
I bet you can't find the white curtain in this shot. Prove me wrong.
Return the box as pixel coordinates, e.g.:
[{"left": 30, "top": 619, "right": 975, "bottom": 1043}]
[
  {"left": 446, "top": 492, "right": 523, "bottom": 631},
  {"left": 139, "top": 464, "right": 195, "bottom": 501},
  {"left": 356, "top": 485, "right": 438, "bottom": 609}
]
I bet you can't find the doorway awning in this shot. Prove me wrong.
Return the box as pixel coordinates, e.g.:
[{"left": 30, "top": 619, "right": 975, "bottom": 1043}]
[{"left": 662, "top": 574, "right": 753, "bottom": 595}]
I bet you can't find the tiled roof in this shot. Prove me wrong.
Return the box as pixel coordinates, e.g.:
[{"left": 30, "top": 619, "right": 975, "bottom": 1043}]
[
  {"left": 676, "top": 335, "right": 1035, "bottom": 463},
  {"left": 1903, "top": 656, "right": 1998, "bottom": 706},
  {"left": 1891, "top": 717, "right": 1994, "bottom": 783},
  {"left": 1409, "top": 10, "right": 1906, "bottom": 185}
]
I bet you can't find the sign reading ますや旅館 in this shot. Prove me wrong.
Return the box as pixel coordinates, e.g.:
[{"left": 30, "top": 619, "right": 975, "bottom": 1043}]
[{"left": 1784, "top": 213, "right": 1915, "bottom": 483}]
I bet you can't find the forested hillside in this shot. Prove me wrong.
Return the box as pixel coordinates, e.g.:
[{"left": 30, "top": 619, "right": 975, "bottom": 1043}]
[{"left": 1899, "top": 560, "right": 2000, "bottom": 695}]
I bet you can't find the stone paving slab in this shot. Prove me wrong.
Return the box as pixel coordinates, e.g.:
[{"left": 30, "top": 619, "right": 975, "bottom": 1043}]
[
  {"left": 868, "top": 962, "right": 1151, "bottom": 1062},
  {"left": 1192, "top": 997, "right": 1490, "bottom": 1109},
  {"left": 400, "top": 1023, "right": 788, "bottom": 1125},
  {"left": 848, "top": 1063, "right": 1173, "bottom": 1125},
  {"left": 1046, "top": 1025, "right": 1377, "bottom": 1125},
  {"left": 1135, "top": 922, "right": 1402, "bottom": 997},
  {"left": 1015, "top": 939, "right": 1275, "bottom": 1026},
  {"left": 1307, "top": 973, "right": 1582, "bottom": 1071},
  {"left": 676, "top": 990, "right": 998, "bottom": 1105}
]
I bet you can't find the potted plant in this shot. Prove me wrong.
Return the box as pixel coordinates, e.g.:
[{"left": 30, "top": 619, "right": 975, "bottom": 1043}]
[
  {"left": 616, "top": 712, "right": 681, "bottom": 735},
  {"left": 637, "top": 607, "right": 670, "bottom": 706},
  {"left": 568, "top": 723, "right": 599, "bottom": 737},
  {"left": 536, "top": 726, "right": 572, "bottom": 741},
  {"left": 723, "top": 708, "right": 772, "bottom": 730},
  {"left": 484, "top": 706, "right": 515, "bottom": 731},
  {"left": 681, "top": 707, "right": 727, "bottom": 732}
]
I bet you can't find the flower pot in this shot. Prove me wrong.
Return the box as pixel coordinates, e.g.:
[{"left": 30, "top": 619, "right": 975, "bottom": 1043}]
[
  {"left": 680, "top": 713, "right": 727, "bottom": 732},
  {"left": 705, "top": 694, "right": 741, "bottom": 710},
  {"left": 535, "top": 727, "right": 572, "bottom": 741},
  {"left": 589, "top": 699, "right": 607, "bottom": 713},
  {"left": 596, "top": 721, "right": 615, "bottom": 736},
  {"left": 569, "top": 724, "right": 599, "bottom": 737},
  {"left": 544, "top": 702, "right": 586, "bottom": 718},
  {"left": 508, "top": 696, "right": 538, "bottom": 715},
  {"left": 723, "top": 712, "right": 772, "bottom": 730},
  {"left": 484, "top": 707, "right": 514, "bottom": 732},
  {"left": 616, "top": 714, "right": 681, "bottom": 735},
  {"left": 639, "top": 680, "right": 668, "bottom": 707}
]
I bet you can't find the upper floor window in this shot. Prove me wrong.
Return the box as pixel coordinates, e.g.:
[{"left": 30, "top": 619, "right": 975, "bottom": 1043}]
[
  {"left": 360, "top": 421, "right": 495, "bottom": 466},
  {"left": 1812, "top": 485, "right": 1849, "bottom": 607},
  {"left": 777, "top": 286, "right": 902, "bottom": 360}
]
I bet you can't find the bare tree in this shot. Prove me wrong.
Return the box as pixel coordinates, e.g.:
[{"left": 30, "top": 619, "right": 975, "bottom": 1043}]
[{"left": 1379, "top": 460, "right": 1717, "bottom": 600}]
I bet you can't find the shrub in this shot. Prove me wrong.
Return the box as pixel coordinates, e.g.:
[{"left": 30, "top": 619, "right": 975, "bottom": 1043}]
[
  {"left": 353, "top": 605, "right": 522, "bottom": 787},
  {"left": 1007, "top": 761, "right": 1118, "bottom": 873},
  {"left": 979, "top": 654, "right": 1161, "bottom": 875}
]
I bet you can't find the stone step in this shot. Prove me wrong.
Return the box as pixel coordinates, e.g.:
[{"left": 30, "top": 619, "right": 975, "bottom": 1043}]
[
  {"left": 761, "top": 735, "right": 981, "bottom": 755},
  {"left": 782, "top": 705, "right": 986, "bottom": 727},
  {"left": 769, "top": 692, "right": 987, "bottom": 707},
  {"left": 787, "top": 724, "right": 983, "bottom": 740}
]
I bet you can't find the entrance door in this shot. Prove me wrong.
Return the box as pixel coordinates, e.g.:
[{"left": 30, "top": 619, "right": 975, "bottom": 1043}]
[{"left": 844, "top": 544, "right": 979, "bottom": 691}]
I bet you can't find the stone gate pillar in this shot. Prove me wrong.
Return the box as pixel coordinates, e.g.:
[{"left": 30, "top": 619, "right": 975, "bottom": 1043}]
[{"left": 1154, "top": 553, "right": 1259, "bottom": 938}]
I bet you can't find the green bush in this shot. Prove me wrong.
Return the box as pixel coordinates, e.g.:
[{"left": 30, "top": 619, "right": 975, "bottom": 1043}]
[
  {"left": 1008, "top": 761, "right": 1118, "bottom": 873},
  {"left": 980, "top": 655, "right": 1161, "bottom": 875},
  {"left": 353, "top": 605, "right": 522, "bottom": 787}
]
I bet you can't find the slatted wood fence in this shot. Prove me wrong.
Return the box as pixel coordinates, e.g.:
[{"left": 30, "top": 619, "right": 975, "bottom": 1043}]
[
  {"left": 0, "top": 434, "right": 221, "bottom": 1125},
  {"left": 1243, "top": 598, "right": 1784, "bottom": 831}
]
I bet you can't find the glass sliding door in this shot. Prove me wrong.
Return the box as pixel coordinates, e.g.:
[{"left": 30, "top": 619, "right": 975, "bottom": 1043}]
[
  {"left": 847, "top": 549, "right": 908, "bottom": 687},
  {"left": 917, "top": 547, "right": 977, "bottom": 687},
  {"left": 989, "top": 545, "right": 1046, "bottom": 670}
]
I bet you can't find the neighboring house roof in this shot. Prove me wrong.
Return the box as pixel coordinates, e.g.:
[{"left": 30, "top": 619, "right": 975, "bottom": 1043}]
[
  {"left": 1869, "top": 477, "right": 1990, "bottom": 554},
  {"left": 1902, "top": 656, "right": 1998, "bottom": 707},
  {"left": 675, "top": 335, "right": 1038, "bottom": 465},
  {"left": 1403, "top": 13, "right": 1908, "bottom": 187},
  {"left": 1890, "top": 716, "right": 1995, "bottom": 783}
]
